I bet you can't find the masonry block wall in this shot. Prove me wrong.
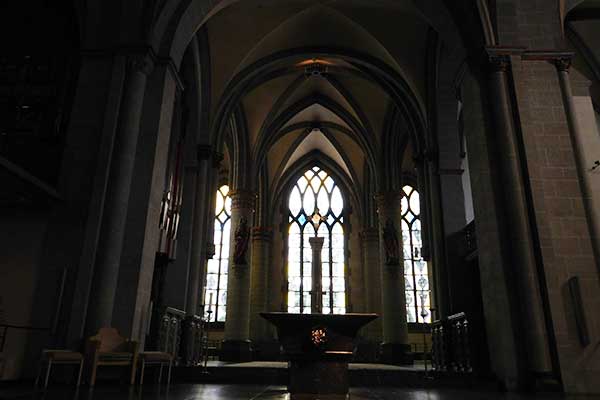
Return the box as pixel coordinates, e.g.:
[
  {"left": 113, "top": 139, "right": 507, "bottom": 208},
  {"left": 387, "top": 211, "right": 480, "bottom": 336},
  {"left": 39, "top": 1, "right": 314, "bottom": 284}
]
[
  {"left": 510, "top": 55, "right": 600, "bottom": 394},
  {"left": 489, "top": 1, "right": 600, "bottom": 392},
  {"left": 495, "top": 0, "right": 564, "bottom": 48}
]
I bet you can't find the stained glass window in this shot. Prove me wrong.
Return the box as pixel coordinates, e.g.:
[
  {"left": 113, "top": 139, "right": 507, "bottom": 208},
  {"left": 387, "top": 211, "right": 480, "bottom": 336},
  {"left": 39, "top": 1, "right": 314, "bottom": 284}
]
[
  {"left": 401, "top": 185, "right": 431, "bottom": 323},
  {"left": 288, "top": 166, "right": 346, "bottom": 314},
  {"left": 205, "top": 185, "right": 231, "bottom": 322}
]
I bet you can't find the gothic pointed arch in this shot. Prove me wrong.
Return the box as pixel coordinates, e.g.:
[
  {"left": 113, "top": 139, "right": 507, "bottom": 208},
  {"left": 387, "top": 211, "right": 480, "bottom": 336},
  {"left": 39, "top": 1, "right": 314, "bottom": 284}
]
[
  {"left": 269, "top": 150, "right": 361, "bottom": 226},
  {"left": 285, "top": 164, "right": 348, "bottom": 314}
]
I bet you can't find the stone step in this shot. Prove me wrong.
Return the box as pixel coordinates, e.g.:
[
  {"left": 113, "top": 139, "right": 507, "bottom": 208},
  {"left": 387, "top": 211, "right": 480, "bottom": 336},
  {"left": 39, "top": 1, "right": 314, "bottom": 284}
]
[{"left": 173, "top": 362, "right": 498, "bottom": 390}]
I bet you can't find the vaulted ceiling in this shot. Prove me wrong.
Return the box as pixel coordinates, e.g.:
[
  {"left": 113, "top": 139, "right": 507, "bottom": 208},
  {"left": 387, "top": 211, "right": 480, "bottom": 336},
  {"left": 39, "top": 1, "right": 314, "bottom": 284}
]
[{"left": 202, "top": 0, "right": 444, "bottom": 193}]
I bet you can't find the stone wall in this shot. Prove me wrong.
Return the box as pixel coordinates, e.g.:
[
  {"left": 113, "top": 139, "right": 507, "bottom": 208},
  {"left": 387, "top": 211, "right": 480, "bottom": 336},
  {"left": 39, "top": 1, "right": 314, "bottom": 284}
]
[
  {"left": 511, "top": 57, "right": 600, "bottom": 393},
  {"left": 0, "top": 211, "right": 49, "bottom": 380}
]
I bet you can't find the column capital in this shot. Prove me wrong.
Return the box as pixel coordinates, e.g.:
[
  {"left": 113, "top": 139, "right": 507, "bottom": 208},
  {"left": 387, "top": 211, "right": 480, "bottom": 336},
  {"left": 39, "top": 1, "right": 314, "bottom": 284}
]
[
  {"left": 309, "top": 236, "right": 325, "bottom": 251},
  {"left": 553, "top": 57, "right": 572, "bottom": 72},
  {"left": 360, "top": 228, "right": 379, "bottom": 242},
  {"left": 124, "top": 50, "right": 155, "bottom": 76},
  {"left": 413, "top": 148, "right": 437, "bottom": 166},
  {"left": 488, "top": 54, "right": 511, "bottom": 73},
  {"left": 252, "top": 227, "right": 273, "bottom": 241},
  {"left": 375, "top": 191, "right": 403, "bottom": 211},
  {"left": 484, "top": 46, "right": 526, "bottom": 73},
  {"left": 229, "top": 190, "right": 257, "bottom": 210},
  {"left": 197, "top": 145, "right": 224, "bottom": 168},
  {"left": 126, "top": 53, "right": 154, "bottom": 75}
]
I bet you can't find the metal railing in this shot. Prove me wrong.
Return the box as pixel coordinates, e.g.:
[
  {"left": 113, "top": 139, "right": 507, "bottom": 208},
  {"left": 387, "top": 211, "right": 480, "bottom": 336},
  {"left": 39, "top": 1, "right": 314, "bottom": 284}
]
[{"left": 0, "top": 324, "right": 49, "bottom": 353}]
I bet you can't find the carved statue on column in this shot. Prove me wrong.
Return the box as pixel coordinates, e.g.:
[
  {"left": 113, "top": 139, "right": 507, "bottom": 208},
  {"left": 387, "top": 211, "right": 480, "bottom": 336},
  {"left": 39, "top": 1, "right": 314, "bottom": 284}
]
[
  {"left": 383, "top": 218, "right": 400, "bottom": 266},
  {"left": 233, "top": 217, "right": 250, "bottom": 265}
]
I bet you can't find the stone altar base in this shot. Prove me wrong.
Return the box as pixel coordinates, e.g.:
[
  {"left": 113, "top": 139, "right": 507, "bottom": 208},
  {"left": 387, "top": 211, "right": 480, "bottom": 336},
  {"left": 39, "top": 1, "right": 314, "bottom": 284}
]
[
  {"left": 261, "top": 312, "right": 378, "bottom": 399},
  {"left": 289, "top": 360, "right": 349, "bottom": 399}
]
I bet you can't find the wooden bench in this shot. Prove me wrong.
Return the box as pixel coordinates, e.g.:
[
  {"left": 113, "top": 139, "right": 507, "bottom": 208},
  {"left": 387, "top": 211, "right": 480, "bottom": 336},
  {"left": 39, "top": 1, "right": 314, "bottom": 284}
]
[{"left": 85, "top": 328, "right": 138, "bottom": 386}]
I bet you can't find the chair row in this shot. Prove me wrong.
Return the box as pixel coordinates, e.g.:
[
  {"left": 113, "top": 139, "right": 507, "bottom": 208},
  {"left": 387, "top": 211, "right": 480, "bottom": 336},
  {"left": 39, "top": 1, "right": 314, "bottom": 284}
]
[{"left": 35, "top": 328, "right": 173, "bottom": 388}]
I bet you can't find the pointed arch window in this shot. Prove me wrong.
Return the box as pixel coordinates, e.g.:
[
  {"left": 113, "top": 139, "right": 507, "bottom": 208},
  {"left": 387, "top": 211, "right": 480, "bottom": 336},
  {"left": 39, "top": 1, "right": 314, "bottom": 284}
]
[
  {"left": 205, "top": 185, "right": 231, "bottom": 322},
  {"left": 287, "top": 166, "right": 346, "bottom": 314},
  {"left": 401, "top": 185, "right": 431, "bottom": 323}
]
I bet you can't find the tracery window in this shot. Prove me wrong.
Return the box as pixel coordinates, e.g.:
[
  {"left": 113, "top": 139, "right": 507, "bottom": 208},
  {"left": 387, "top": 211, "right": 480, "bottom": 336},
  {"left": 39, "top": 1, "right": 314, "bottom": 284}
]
[
  {"left": 287, "top": 166, "right": 346, "bottom": 314},
  {"left": 205, "top": 185, "right": 231, "bottom": 322},
  {"left": 401, "top": 184, "right": 431, "bottom": 323}
]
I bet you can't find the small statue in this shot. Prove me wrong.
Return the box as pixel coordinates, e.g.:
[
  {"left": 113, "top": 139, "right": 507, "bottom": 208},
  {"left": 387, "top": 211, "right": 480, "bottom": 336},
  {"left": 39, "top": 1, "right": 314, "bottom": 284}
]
[
  {"left": 383, "top": 218, "right": 400, "bottom": 265},
  {"left": 233, "top": 216, "right": 250, "bottom": 265}
]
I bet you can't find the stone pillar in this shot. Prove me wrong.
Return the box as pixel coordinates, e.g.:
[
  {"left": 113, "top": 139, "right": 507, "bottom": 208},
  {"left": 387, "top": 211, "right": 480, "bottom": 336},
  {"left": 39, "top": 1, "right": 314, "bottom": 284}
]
[
  {"left": 554, "top": 57, "right": 600, "bottom": 269},
  {"left": 360, "top": 228, "right": 382, "bottom": 341},
  {"left": 309, "top": 236, "right": 325, "bottom": 314},
  {"left": 112, "top": 60, "right": 181, "bottom": 343},
  {"left": 461, "top": 70, "right": 522, "bottom": 389},
  {"left": 180, "top": 146, "right": 220, "bottom": 364},
  {"left": 185, "top": 147, "right": 215, "bottom": 317},
  {"left": 376, "top": 192, "right": 411, "bottom": 364},
  {"left": 222, "top": 190, "right": 256, "bottom": 361},
  {"left": 416, "top": 158, "right": 447, "bottom": 320},
  {"left": 249, "top": 227, "right": 274, "bottom": 354},
  {"left": 86, "top": 52, "right": 152, "bottom": 334},
  {"left": 163, "top": 152, "right": 198, "bottom": 311},
  {"left": 486, "top": 53, "right": 552, "bottom": 377}
]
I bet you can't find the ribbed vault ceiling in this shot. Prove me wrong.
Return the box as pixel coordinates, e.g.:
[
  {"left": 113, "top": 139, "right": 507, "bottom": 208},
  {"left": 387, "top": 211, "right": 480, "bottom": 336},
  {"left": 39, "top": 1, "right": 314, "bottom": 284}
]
[{"left": 204, "top": 0, "right": 436, "bottom": 188}]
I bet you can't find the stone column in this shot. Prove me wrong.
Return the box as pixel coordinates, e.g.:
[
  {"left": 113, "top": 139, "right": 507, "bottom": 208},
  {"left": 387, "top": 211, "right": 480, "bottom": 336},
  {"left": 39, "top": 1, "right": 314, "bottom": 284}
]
[
  {"left": 360, "top": 228, "right": 382, "bottom": 341},
  {"left": 416, "top": 158, "right": 447, "bottom": 320},
  {"left": 86, "top": 52, "right": 153, "bottom": 334},
  {"left": 112, "top": 60, "right": 181, "bottom": 344},
  {"left": 309, "top": 236, "right": 325, "bottom": 314},
  {"left": 376, "top": 192, "right": 411, "bottom": 364},
  {"left": 163, "top": 153, "right": 198, "bottom": 311},
  {"left": 249, "top": 227, "right": 273, "bottom": 346},
  {"left": 555, "top": 57, "right": 600, "bottom": 269},
  {"left": 185, "top": 146, "right": 217, "bottom": 317},
  {"left": 486, "top": 53, "right": 552, "bottom": 376},
  {"left": 222, "top": 190, "right": 256, "bottom": 361},
  {"left": 180, "top": 147, "right": 220, "bottom": 365}
]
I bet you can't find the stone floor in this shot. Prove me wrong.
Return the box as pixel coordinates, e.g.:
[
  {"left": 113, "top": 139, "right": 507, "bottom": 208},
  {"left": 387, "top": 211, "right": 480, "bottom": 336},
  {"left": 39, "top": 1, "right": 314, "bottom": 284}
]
[
  {"left": 207, "top": 361, "right": 426, "bottom": 371},
  {"left": 0, "top": 384, "right": 597, "bottom": 400}
]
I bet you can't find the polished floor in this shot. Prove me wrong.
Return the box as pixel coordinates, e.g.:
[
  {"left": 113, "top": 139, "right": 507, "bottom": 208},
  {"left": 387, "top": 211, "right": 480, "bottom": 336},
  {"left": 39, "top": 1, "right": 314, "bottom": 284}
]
[{"left": 1, "top": 384, "right": 598, "bottom": 400}]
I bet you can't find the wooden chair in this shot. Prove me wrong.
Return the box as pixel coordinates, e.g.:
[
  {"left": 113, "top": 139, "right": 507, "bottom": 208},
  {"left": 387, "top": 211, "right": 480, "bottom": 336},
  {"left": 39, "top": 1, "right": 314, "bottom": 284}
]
[
  {"left": 35, "top": 350, "right": 84, "bottom": 389},
  {"left": 85, "top": 328, "right": 138, "bottom": 386},
  {"left": 137, "top": 351, "right": 173, "bottom": 386}
]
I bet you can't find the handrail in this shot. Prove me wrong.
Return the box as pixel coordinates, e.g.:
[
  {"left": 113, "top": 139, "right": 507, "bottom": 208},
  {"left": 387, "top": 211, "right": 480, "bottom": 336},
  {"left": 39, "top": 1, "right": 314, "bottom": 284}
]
[
  {"left": 164, "top": 307, "right": 186, "bottom": 318},
  {"left": 0, "top": 324, "right": 50, "bottom": 353},
  {"left": 0, "top": 324, "right": 49, "bottom": 331}
]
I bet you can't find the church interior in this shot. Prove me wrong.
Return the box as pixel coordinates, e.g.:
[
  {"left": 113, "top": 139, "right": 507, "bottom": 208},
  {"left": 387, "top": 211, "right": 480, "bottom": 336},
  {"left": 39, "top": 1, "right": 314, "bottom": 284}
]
[{"left": 1, "top": 0, "right": 600, "bottom": 399}]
